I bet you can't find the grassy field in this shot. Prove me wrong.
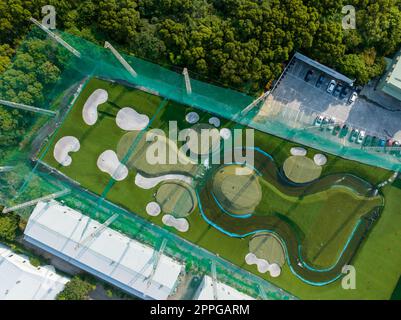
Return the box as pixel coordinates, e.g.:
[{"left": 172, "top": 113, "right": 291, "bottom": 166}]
[{"left": 41, "top": 77, "right": 401, "bottom": 299}]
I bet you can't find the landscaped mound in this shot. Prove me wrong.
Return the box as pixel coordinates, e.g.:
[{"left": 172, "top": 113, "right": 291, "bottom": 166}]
[{"left": 212, "top": 164, "right": 262, "bottom": 215}]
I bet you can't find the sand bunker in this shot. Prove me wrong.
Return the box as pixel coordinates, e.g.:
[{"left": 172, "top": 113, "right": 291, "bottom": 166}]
[
  {"left": 162, "top": 214, "right": 189, "bottom": 232},
  {"left": 290, "top": 147, "right": 307, "bottom": 156},
  {"left": 185, "top": 112, "right": 199, "bottom": 124},
  {"left": 245, "top": 253, "right": 269, "bottom": 273},
  {"left": 209, "top": 117, "right": 220, "bottom": 127},
  {"left": 135, "top": 172, "right": 193, "bottom": 189},
  {"left": 146, "top": 202, "right": 161, "bottom": 216},
  {"left": 314, "top": 154, "right": 327, "bottom": 166},
  {"left": 53, "top": 136, "right": 80, "bottom": 166},
  {"left": 268, "top": 263, "right": 281, "bottom": 278},
  {"left": 219, "top": 128, "right": 231, "bottom": 140},
  {"left": 245, "top": 253, "right": 281, "bottom": 277},
  {"left": 97, "top": 150, "right": 128, "bottom": 181},
  {"left": 116, "top": 107, "right": 149, "bottom": 131},
  {"left": 82, "top": 89, "right": 108, "bottom": 125}
]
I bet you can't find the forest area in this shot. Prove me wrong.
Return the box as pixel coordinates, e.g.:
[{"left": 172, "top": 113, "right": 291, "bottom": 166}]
[{"left": 1, "top": 0, "right": 401, "bottom": 160}]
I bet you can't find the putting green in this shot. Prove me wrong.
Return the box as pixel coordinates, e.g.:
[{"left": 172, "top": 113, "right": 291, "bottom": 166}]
[
  {"left": 283, "top": 155, "right": 322, "bottom": 183},
  {"left": 249, "top": 233, "right": 285, "bottom": 266},
  {"left": 212, "top": 164, "right": 262, "bottom": 215},
  {"left": 155, "top": 181, "right": 197, "bottom": 217},
  {"left": 116, "top": 131, "right": 197, "bottom": 176},
  {"left": 185, "top": 123, "right": 221, "bottom": 156}
]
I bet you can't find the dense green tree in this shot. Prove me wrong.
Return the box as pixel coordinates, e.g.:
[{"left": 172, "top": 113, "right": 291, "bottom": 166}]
[
  {"left": 56, "top": 276, "right": 95, "bottom": 300},
  {"left": 0, "top": 213, "right": 20, "bottom": 242}
]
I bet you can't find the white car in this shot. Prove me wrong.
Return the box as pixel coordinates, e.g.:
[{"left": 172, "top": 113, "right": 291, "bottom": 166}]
[
  {"left": 314, "top": 115, "right": 323, "bottom": 126},
  {"left": 356, "top": 130, "right": 365, "bottom": 144},
  {"left": 348, "top": 91, "right": 358, "bottom": 104},
  {"left": 327, "top": 117, "right": 336, "bottom": 131},
  {"left": 327, "top": 80, "right": 336, "bottom": 93}
]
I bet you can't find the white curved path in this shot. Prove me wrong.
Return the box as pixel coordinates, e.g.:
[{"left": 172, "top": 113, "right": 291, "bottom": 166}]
[{"left": 135, "top": 172, "right": 193, "bottom": 190}]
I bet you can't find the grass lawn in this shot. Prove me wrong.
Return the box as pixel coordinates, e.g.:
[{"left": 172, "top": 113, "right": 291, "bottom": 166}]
[{"left": 40, "top": 77, "right": 401, "bottom": 299}]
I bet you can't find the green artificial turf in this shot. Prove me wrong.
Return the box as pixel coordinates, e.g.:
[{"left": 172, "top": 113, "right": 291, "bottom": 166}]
[{"left": 40, "top": 77, "right": 401, "bottom": 299}]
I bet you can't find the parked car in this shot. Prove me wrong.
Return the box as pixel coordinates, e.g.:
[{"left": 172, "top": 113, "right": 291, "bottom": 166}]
[
  {"left": 339, "top": 124, "right": 349, "bottom": 138},
  {"left": 356, "top": 130, "right": 366, "bottom": 144},
  {"left": 371, "top": 136, "right": 378, "bottom": 147},
  {"left": 377, "top": 138, "right": 386, "bottom": 151},
  {"left": 349, "top": 129, "right": 359, "bottom": 142},
  {"left": 340, "top": 86, "right": 350, "bottom": 99},
  {"left": 304, "top": 69, "right": 314, "bottom": 82},
  {"left": 362, "top": 135, "right": 372, "bottom": 147},
  {"left": 314, "top": 115, "right": 324, "bottom": 126},
  {"left": 332, "top": 123, "right": 342, "bottom": 135},
  {"left": 327, "top": 80, "right": 336, "bottom": 93},
  {"left": 316, "top": 75, "right": 324, "bottom": 88},
  {"left": 333, "top": 84, "right": 343, "bottom": 97},
  {"left": 348, "top": 91, "right": 358, "bottom": 104},
  {"left": 320, "top": 117, "right": 330, "bottom": 130},
  {"left": 327, "top": 117, "right": 336, "bottom": 131}
]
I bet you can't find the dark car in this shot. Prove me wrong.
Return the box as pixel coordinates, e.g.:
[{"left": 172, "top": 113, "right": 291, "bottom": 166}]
[
  {"left": 371, "top": 136, "right": 378, "bottom": 147},
  {"left": 316, "top": 75, "right": 324, "bottom": 88},
  {"left": 332, "top": 123, "right": 342, "bottom": 136},
  {"left": 320, "top": 117, "right": 329, "bottom": 131},
  {"left": 333, "top": 84, "right": 343, "bottom": 97},
  {"left": 362, "top": 135, "right": 372, "bottom": 147},
  {"left": 304, "top": 69, "right": 314, "bottom": 82},
  {"left": 339, "top": 124, "right": 349, "bottom": 138},
  {"left": 339, "top": 86, "right": 350, "bottom": 99},
  {"left": 377, "top": 138, "right": 386, "bottom": 151}
]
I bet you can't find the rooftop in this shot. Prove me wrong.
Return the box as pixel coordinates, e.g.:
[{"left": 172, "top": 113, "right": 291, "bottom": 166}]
[
  {"left": 193, "top": 275, "right": 255, "bottom": 300},
  {"left": 378, "top": 48, "right": 401, "bottom": 101},
  {"left": 24, "top": 200, "right": 184, "bottom": 300},
  {"left": 0, "top": 243, "right": 69, "bottom": 300}
]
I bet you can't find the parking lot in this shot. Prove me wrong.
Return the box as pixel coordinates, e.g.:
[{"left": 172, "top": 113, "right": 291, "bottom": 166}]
[{"left": 259, "top": 58, "right": 401, "bottom": 142}]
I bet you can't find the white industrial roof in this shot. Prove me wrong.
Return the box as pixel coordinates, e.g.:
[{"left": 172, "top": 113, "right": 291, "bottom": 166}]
[
  {"left": 24, "top": 200, "right": 183, "bottom": 300},
  {"left": 194, "top": 275, "right": 255, "bottom": 300},
  {"left": 0, "top": 244, "right": 69, "bottom": 300}
]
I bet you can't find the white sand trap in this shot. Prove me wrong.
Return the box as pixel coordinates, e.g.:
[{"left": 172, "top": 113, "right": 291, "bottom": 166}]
[
  {"left": 97, "top": 150, "right": 128, "bottom": 181},
  {"left": 235, "top": 166, "right": 254, "bottom": 176},
  {"left": 314, "top": 154, "right": 327, "bottom": 166},
  {"left": 268, "top": 263, "right": 281, "bottom": 277},
  {"left": 134, "top": 172, "right": 193, "bottom": 189},
  {"left": 290, "top": 147, "right": 307, "bottom": 156},
  {"left": 146, "top": 202, "right": 161, "bottom": 216},
  {"left": 245, "top": 253, "right": 269, "bottom": 273},
  {"left": 185, "top": 112, "right": 199, "bottom": 124},
  {"left": 116, "top": 107, "right": 149, "bottom": 131},
  {"left": 82, "top": 89, "right": 108, "bottom": 125},
  {"left": 245, "top": 253, "right": 281, "bottom": 277},
  {"left": 220, "top": 128, "right": 232, "bottom": 140},
  {"left": 209, "top": 117, "right": 220, "bottom": 127},
  {"left": 53, "top": 136, "right": 80, "bottom": 166},
  {"left": 162, "top": 214, "right": 189, "bottom": 232}
]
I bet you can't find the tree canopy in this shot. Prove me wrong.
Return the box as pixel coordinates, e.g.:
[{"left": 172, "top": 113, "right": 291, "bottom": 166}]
[{"left": 1, "top": 0, "right": 401, "bottom": 160}]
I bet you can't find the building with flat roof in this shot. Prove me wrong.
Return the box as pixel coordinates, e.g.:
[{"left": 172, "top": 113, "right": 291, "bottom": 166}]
[
  {"left": 24, "top": 200, "right": 184, "bottom": 300},
  {"left": 378, "top": 48, "right": 401, "bottom": 101},
  {"left": 0, "top": 243, "right": 69, "bottom": 300},
  {"left": 193, "top": 275, "right": 255, "bottom": 300}
]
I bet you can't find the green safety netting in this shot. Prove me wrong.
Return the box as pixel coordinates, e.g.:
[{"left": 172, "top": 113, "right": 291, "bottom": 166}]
[{"left": 0, "top": 24, "right": 395, "bottom": 297}]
